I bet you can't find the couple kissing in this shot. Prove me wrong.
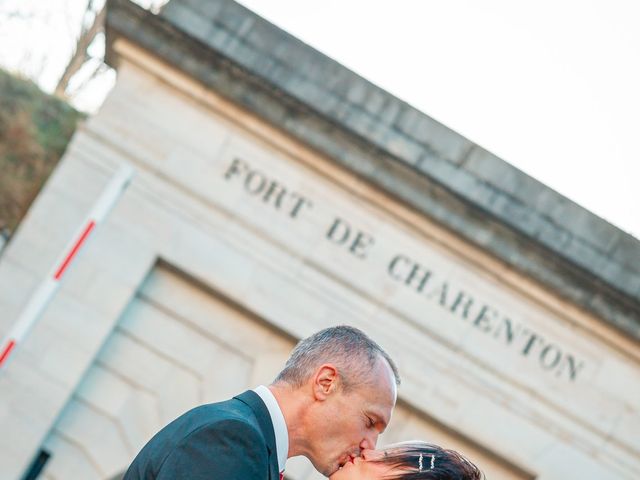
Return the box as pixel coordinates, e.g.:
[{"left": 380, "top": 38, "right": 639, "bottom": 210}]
[{"left": 123, "top": 326, "right": 483, "bottom": 480}]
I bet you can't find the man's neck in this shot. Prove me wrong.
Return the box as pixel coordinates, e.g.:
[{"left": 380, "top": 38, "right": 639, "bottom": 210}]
[{"left": 268, "top": 384, "right": 313, "bottom": 459}]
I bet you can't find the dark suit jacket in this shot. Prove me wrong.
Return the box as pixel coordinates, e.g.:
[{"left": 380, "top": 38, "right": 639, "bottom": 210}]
[{"left": 123, "top": 390, "right": 279, "bottom": 480}]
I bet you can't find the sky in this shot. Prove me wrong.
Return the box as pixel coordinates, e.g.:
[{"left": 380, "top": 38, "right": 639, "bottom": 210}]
[{"left": 1, "top": 0, "right": 639, "bottom": 239}]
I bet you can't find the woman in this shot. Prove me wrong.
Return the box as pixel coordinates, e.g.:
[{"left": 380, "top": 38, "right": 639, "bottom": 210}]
[{"left": 329, "top": 441, "right": 484, "bottom": 480}]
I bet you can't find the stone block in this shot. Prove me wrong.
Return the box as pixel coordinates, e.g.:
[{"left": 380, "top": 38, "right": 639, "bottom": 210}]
[
  {"left": 0, "top": 361, "right": 69, "bottom": 478},
  {"left": 534, "top": 219, "right": 574, "bottom": 249},
  {"left": 200, "top": 349, "right": 253, "bottom": 402},
  {"left": 156, "top": 366, "right": 201, "bottom": 424},
  {"left": 343, "top": 108, "right": 381, "bottom": 141},
  {"left": 245, "top": 16, "right": 283, "bottom": 54},
  {"left": 250, "top": 52, "right": 278, "bottom": 79},
  {"left": 380, "top": 132, "right": 425, "bottom": 166},
  {"left": 41, "top": 434, "right": 103, "bottom": 480},
  {"left": 284, "top": 455, "right": 317, "bottom": 480},
  {"left": 554, "top": 208, "right": 621, "bottom": 256},
  {"left": 417, "top": 152, "right": 490, "bottom": 203},
  {"left": 216, "top": 0, "right": 255, "bottom": 35},
  {"left": 208, "top": 23, "right": 231, "bottom": 49},
  {"left": 315, "top": 62, "right": 352, "bottom": 94},
  {"left": 0, "top": 257, "right": 38, "bottom": 334},
  {"left": 290, "top": 81, "right": 329, "bottom": 110},
  {"left": 345, "top": 80, "right": 369, "bottom": 105},
  {"left": 493, "top": 196, "right": 539, "bottom": 237},
  {"left": 610, "top": 232, "right": 640, "bottom": 273},
  {"left": 116, "top": 391, "right": 162, "bottom": 454},
  {"left": 394, "top": 106, "right": 470, "bottom": 162},
  {"left": 172, "top": 0, "right": 225, "bottom": 19},
  {"left": 462, "top": 146, "right": 542, "bottom": 202},
  {"left": 334, "top": 142, "right": 380, "bottom": 178},
  {"left": 75, "top": 365, "right": 134, "bottom": 418},
  {"left": 95, "top": 331, "right": 174, "bottom": 391},
  {"left": 377, "top": 96, "right": 403, "bottom": 124},
  {"left": 264, "top": 62, "right": 294, "bottom": 91},
  {"left": 53, "top": 398, "right": 132, "bottom": 477},
  {"left": 362, "top": 88, "right": 387, "bottom": 117},
  {"left": 162, "top": 1, "right": 212, "bottom": 42}
]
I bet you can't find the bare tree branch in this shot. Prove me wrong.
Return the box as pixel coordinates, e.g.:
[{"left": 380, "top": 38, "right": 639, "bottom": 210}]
[{"left": 54, "top": 4, "right": 106, "bottom": 99}]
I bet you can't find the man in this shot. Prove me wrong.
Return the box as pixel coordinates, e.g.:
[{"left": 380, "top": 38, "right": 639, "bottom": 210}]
[{"left": 123, "top": 325, "right": 400, "bottom": 479}]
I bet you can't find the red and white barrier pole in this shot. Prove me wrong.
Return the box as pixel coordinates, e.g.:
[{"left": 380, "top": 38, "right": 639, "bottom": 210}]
[{"left": 0, "top": 165, "right": 134, "bottom": 372}]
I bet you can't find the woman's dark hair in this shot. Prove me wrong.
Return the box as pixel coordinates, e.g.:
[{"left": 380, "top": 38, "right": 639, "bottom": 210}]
[{"left": 374, "top": 442, "right": 484, "bottom": 480}]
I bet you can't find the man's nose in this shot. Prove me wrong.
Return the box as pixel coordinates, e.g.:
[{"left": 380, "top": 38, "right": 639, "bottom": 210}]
[{"left": 360, "top": 431, "right": 379, "bottom": 450}]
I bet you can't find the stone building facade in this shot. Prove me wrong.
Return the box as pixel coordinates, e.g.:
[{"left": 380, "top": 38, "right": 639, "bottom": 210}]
[{"left": 1, "top": 0, "right": 638, "bottom": 479}]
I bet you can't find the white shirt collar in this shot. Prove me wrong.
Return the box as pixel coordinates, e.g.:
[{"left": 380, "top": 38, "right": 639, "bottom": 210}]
[{"left": 253, "top": 385, "right": 289, "bottom": 472}]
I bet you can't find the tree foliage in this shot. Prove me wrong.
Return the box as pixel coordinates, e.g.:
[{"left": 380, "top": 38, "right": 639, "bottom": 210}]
[{"left": 0, "top": 68, "right": 84, "bottom": 233}]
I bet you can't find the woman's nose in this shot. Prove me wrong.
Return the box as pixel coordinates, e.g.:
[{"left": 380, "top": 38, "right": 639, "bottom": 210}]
[{"left": 361, "top": 448, "right": 384, "bottom": 461}]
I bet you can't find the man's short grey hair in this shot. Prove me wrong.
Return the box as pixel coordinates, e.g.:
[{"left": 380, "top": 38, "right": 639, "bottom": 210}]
[{"left": 273, "top": 325, "right": 400, "bottom": 391}]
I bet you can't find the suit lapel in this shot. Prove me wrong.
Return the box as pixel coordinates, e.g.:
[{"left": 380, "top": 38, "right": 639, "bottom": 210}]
[{"left": 235, "top": 390, "right": 280, "bottom": 480}]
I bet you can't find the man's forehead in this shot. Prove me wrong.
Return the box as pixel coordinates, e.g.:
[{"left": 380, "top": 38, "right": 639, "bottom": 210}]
[
  {"left": 361, "top": 385, "right": 395, "bottom": 425},
  {"left": 372, "top": 357, "right": 398, "bottom": 403},
  {"left": 350, "top": 356, "right": 396, "bottom": 416}
]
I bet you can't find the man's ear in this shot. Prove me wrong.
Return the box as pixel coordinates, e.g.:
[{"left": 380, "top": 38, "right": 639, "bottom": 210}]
[{"left": 312, "top": 364, "right": 339, "bottom": 400}]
